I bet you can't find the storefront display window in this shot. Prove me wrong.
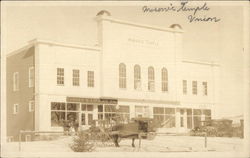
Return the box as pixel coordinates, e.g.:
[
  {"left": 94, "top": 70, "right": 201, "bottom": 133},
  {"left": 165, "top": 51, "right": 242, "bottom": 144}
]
[
  {"left": 153, "top": 107, "right": 175, "bottom": 128},
  {"left": 51, "top": 102, "right": 79, "bottom": 127}
]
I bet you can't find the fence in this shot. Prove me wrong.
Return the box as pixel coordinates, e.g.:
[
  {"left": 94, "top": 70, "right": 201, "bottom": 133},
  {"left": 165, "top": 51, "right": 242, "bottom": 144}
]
[{"left": 18, "top": 130, "right": 65, "bottom": 151}]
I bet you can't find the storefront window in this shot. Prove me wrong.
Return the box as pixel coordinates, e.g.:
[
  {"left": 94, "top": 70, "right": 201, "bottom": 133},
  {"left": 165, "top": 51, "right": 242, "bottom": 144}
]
[
  {"left": 153, "top": 107, "right": 175, "bottom": 128},
  {"left": 81, "top": 113, "right": 86, "bottom": 125},
  {"left": 165, "top": 108, "right": 175, "bottom": 128},
  {"left": 203, "top": 109, "right": 211, "bottom": 121},
  {"left": 180, "top": 117, "right": 184, "bottom": 127},
  {"left": 193, "top": 116, "right": 201, "bottom": 128},
  {"left": 98, "top": 105, "right": 117, "bottom": 123},
  {"left": 154, "top": 107, "right": 164, "bottom": 115},
  {"left": 165, "top": 115, "right": 175, "bottom": 128},
  {"left": 165, "top": 108, "right": 175, "bottom": 115},
  {"left": 51, "top": 102, "right": 66, "bottom": 127},
  {"left": 135, "top": 106, "right": 149, "bottom": 118},
  {"left": 51, "top": 111, "right": 65, "bottom": 127},
  {"left": 117, "top": 105, "right": 130, "bottom": 123},
  {"left": 82, "top": 104, "right": 93, "bottom": 111},
  {"left": 51, "top": 102, "right": 65, "bottom": 110},
  {"left": 81, "top": 104, "right": 94, "bottom": 126},
  {"left": 193, "top": 109, "right": 202, "bottom": 128},
  {"left": 67, "top": 103, "right": 78, "bottom": 111},
  {"left": 51, "top": 102, "right": 79, "bottom": 127},
  {"left": 98, "top": 105, "right": 103, "bottom": 120},
  {"left": 88, "top": 114, "right": 93, "bottom": 125},
  {"left": 187, "top": 109, "right": 192, "bottom": 129}
]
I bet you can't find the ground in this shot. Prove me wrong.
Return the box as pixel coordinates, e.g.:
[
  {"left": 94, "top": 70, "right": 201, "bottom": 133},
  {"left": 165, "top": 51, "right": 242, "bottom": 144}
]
[{"left": 2, "top": 135, "right": 244, "bottom": 157}]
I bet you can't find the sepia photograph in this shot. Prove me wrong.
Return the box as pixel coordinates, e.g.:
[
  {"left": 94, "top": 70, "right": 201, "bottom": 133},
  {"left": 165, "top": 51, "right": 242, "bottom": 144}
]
[{"left": 1, "top": 1, "right": 249, "bottom": 157}]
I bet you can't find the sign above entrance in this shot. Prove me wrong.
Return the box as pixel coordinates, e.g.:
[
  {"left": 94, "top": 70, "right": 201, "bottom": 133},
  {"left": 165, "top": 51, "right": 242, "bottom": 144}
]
[
  {"left": 66, "top": 97, "right": 118, "bottom": 104},
  {"left": 127, "top": 38, "right": 159, "bottom": 47}
]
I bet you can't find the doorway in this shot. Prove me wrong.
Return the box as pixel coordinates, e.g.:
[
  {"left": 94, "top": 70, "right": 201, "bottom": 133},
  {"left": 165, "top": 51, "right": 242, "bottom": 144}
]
[{"left": 80, "top": 104, "right": 94, "bottom": 127}]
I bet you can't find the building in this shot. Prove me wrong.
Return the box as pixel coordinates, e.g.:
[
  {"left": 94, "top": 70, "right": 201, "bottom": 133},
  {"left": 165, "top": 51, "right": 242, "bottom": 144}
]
[{"left": 6, "top": 10, "right": 220, "bottom": 141}]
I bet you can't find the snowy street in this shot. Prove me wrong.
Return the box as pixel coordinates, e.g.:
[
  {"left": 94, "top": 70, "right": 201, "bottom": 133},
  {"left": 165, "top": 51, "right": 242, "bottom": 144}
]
[{"left": 2, "top": 135, "right": 243, "bottom": 156}]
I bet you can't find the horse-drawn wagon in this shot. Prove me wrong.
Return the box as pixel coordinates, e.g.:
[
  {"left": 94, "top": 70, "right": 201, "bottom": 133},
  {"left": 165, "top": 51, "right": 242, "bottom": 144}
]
[{"left": 88, "top": 117, "right": 157, "bottom": 147}]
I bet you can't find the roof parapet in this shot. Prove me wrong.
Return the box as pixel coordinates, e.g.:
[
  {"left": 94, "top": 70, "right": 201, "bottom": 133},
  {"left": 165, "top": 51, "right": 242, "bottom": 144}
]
[{"left": 95, "top": 12, "right": 184, "bottom": 33}]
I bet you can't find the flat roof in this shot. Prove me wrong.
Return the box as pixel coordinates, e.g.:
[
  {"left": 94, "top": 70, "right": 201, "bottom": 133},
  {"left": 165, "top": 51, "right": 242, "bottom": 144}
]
[
  {"left": 29, "top": 39, "right": 101, "bottom": 51},
  {"left": 7, "top": 39, "right": 101, "bottom": 58}
]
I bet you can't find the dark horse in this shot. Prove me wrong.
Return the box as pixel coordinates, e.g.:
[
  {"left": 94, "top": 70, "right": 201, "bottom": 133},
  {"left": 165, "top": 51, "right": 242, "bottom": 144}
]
[
  {"left": 111, "top": 132, "right": 138, "bottom": 147},
  {"left": 110, "top": 118, "right": 155, "bottom": 147}
]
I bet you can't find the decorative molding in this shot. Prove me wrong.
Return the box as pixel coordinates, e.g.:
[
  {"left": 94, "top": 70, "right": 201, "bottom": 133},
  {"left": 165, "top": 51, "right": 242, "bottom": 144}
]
[
  {"left": 182, "top": 59, "right": 220, "bottom": 66},
  {"left": 29, "top": 39, "right": 100, "bottom": 51},
  {"left": 96, "top": 16, "right": 184, "bottom": 33},
  {"left": 118, "top": 98, "right": 180, "bottom": 105}
]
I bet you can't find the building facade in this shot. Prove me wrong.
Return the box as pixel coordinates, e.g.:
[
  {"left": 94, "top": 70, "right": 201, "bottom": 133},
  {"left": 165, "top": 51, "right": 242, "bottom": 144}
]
[{"left": 6, "top": 11, "right": 220, "bottom": 141}]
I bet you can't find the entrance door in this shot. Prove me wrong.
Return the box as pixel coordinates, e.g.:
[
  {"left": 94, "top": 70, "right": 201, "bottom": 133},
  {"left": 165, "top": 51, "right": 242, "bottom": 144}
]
[
  {"left": 80, "top": 104, "right": 94, "bottom": 128},
  {"left": 81, "top": 113, "right": 93, "bottom": 126}
]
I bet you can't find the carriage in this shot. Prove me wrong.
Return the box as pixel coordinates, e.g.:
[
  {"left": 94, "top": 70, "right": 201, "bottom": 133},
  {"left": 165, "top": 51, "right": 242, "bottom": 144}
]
[
  {"left": 190, "top": 119, "right": 233, "bottom": 137},
  {"left": 88, "top": 117, "right": 157, "bottom": 147}
]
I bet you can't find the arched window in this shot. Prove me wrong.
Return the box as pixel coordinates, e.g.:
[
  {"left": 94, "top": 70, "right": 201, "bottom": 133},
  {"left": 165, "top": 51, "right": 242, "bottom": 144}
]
[
  {"left": 162, "top": 68, "right": 168, "bottom": 92},
  {"left": 119, "top": 63, "right": 126, "bottom": 88},
  {"left": 148, "top": 66, "right": 155, "bottom": 91},
  {"left": 134, "top": 65, "right": 141, "bottom": 90}
]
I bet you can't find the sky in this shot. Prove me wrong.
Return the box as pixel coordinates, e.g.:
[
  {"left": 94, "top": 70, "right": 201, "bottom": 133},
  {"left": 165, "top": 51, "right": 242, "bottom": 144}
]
[{"left": 1, "top": 1, "right": 247, "bottom": 117}]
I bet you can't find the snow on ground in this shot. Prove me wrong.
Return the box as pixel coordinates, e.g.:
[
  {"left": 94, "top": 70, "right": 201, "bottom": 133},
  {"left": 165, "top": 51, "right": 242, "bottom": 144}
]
[{"left": 2, "top": 135, "right": 244, "bottom": 156}]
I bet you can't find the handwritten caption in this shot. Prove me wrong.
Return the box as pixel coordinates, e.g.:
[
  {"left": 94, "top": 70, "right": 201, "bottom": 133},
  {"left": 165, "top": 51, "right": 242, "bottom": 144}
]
[{"left": 142, "top": 2, "right": 221, "bottom": 23}]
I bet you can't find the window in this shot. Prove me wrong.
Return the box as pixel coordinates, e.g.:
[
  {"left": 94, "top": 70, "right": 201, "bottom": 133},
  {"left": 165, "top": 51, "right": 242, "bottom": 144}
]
[
  {"left": 135, "top": 106, "right": 149, "bottom": 118},
  {"left": 29, "top": 67, "right": 34, "bottom": 87},
  {"left": 29, "top": 100, "right": 35, "bottom": 112},
  {"left": 203, "top": 109, "right": 211, "bottom": 121},
  {"left": 98, "top": 105, "right": 117, "bottom": 126},
  {"left": 180, "top": 117, "right": 184, "bottom": 127},
  {"left": 51, "top": 102, "right": 80, "bottom": 127},
  {"left": 180, "top": 109, "right": 184, "bottom": 127},
  {"left": 117, "top": 105, "right": 130, "bottom": 123},
  {"left": 57, "top": 68, "right": 64, "bottom": 85},
  {"left": 134, "top": 65, "right": 141, "bottom": 90},
  {"left": 187, "top": 109, "right": 192, "bottom": 129},
  {"left": 13, "top": 72, "right": 19, "bottom": 91},
  {"left": 87, "top": 71, "right": 94, "bottom": 87},
  {"left": 13, "top": 104, "right": 19, "bottom": 114},
  {"left": 153, "top": 107, "right": 175, "bottom": 128},
  {"left": 183, "top": 80, "right": 187, "bottom": 94},
  {"left": 148, "top": 66, "right": 155, "bottom": 91},
  {"left": 119, "top": 63, "right": 126, "bottom": 89},
  {"left": 202, "top": 82, "right": 208, "bottom": 96},
  {"left": 72, "top": 69, "right": 80, "bottom": 86},
  {"left": 193, "top": 109, "right": 202, "bottom": 128},
  {"left": 161, "top": 68, "right": 168, "bottom": 92},
  {"left": 81, "top": 104, "right": 94, "bottom": 126},
  {"left": 51, "top": 102, "right": 66, "bottom": 127},
  {"left": 192, "top": 81, "right": 197, "bottom": 95}
]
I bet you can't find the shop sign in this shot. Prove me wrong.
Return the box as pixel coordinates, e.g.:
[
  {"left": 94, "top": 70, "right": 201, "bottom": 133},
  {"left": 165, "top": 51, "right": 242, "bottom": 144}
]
[{"left": 66, "top": 97, "right": 118, "bottom": 104}]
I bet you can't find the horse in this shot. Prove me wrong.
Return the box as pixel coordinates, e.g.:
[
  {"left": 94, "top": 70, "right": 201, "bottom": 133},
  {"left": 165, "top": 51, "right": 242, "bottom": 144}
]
[{"left": 110, "top": 118, "right": 155, "bottom": 147}]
